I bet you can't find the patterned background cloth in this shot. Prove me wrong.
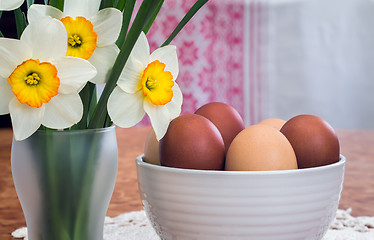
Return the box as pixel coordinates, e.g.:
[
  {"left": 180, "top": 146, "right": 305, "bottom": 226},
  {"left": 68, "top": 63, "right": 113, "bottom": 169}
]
[
  {"left": 142, "top": 0, "right": 260, "bottom": 125},
  {"left": 140, "top": 0, "right": 374, "bottom": 129}
]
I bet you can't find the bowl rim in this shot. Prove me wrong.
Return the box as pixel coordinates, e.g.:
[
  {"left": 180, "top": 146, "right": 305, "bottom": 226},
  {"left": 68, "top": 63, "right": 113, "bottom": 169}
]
[{"left": 136, "top": 154, "right": 346, "bottom": 176}]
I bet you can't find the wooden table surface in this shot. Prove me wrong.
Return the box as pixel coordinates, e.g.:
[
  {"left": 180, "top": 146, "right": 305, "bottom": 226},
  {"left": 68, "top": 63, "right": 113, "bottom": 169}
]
[{"left": 0, "top": 127, "right": 373, "bottom": 239}]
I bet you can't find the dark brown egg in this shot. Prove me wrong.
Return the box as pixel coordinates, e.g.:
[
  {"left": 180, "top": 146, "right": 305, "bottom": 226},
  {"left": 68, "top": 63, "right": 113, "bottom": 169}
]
[
  {"left": 159, "top": 114, "right": 225, "bottom": 170},
  {"left": 195, "top": 102, "right": 245, "bottom": 154},
  {"left": 280, "top": 114, "right": 340, "bottom": 168}
]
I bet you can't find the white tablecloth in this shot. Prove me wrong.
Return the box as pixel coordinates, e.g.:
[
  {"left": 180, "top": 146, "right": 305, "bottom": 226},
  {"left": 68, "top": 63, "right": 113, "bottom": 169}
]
[{"left": 12, "top": 209, "right": 374, "bottom": 240}]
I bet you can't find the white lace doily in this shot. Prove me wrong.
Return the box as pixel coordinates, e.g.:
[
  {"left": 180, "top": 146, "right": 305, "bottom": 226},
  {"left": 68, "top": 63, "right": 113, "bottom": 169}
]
[{"left": 12, "top": 209, "right": 374, "bottom": 240}]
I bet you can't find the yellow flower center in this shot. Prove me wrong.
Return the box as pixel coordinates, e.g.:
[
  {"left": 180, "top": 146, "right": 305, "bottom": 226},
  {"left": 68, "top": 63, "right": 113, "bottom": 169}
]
[
  {"left": 25, "top": 73, "right": 40, "bottom": 85},
  {"left": 140, "top": 60, "right": 174, "bottom": 106},
  {"left": 60, "top": 16, "right": 97, "bottom": 60},
  {"left": 7, "top": 59, "right": 60, "bottom": 108},
  {"left": 68, "top": 34, "right": 82, "bottom": 47}
]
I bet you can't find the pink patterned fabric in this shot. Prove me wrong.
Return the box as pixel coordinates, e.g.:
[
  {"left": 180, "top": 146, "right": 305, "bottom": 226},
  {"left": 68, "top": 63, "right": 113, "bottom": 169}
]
[{"left": 140, "top": 0, "right": 265, "bottom": 126}]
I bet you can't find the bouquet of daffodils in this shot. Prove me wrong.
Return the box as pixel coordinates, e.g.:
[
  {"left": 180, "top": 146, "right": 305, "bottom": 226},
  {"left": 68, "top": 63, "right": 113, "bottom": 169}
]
[{"left": 0, "top": 0, "right": 207, "bottom": 141}]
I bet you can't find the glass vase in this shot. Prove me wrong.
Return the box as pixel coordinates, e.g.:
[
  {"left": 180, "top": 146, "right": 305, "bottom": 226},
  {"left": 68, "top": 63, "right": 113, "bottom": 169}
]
[{"left": 11, "top": 126, "right": 118, "bottom": 240}]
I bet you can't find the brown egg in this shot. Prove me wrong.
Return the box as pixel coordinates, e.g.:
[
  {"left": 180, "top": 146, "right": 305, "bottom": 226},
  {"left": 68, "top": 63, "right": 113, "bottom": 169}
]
[
  {"left": 257, "top": 118, "right": 286, "bottom": 130},
  {"left": 225, "top": 124, "right": 298, "bottom": 171},
  {"left": 144, "top": 129, "right": 160, "bottom": 165},
  {"left": 280, "top": 114, "right": 340, "bottom": 169},
  {"left": 195, "top": 102, "right": 245, "bottom": 154},
  {"left": 159, "top": 114, "right": 225, "bottom": 170}
]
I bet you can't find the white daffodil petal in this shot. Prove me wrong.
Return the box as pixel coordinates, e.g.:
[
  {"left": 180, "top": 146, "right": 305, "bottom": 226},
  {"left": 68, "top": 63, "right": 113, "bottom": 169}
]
[
  {"left": 27, "top": 4, "right": 65, "bottom": 23},
  {"left": 88, "top": 44, "right": 119, "bottom": 84},
  {"left": 63, "top": 0, "right": 100, "bottom": 18},
  {"left": 131, "top": 32, "right": 150, "bottom": 65},
  {"left": 90, "top": 8, "right": 122, "bottom": 47},
  {"left": 107, "top": 87, "right": 145, "bottom": 128},
  {"left": 0, "top": 77, "right": 14, "bottom": 114},
  {"left": 144, "top": 100, "right": 170, "bottom": 140},
  {"left": 21, "top": 17, "right": 67, "bottom": 62},
  {"left": 53, "top": 56, "right": 97, "bottom": 94},
  {"left": 9, "top": 97, "right": 44, "bottom": 141},
  {"left": 0, "top": 0, "right": 23, "bottom": 11},
  {"left": 42, "top": 93, "right": 83, "bottom": 129},
  {"left": 149, "top": 45, "right": 179, "bottom": 80},
  {"left": 117, "top": 55, "right": 144, "bottom": 93},
  {"left": 0, "top": 38, "right": 32, "bottom": 79},
  {"left": 165, "top": 83, "right": 183, "bottom": 120}
]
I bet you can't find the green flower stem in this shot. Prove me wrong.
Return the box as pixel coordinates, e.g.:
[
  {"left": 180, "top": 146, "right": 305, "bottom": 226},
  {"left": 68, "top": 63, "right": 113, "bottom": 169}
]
[
  {"left": 115, "top": 0, "right": 126, "bottom": 11},
  {"left": 104, "top": 114, "right": 113, "bottom": 128},
  {"left": 161, "top": 0, "right": 208, "bottom": 47},
  {"left": 49, "top": 0, "right": 64, "bottom": 11},
  {"left": 61, "top": 136, "right": 76, "bottom": 238},
  {"left": 27, "top": 0, "right": 35, "bottom": 8},
  {"left": 73, "top": 82, "right": 97, "bottom": 130},
  {"left": 88, "top": 0, "right": 162, "bottom": 129},
  {"left": 14, "top": 8, "right": 27, "bottom": 39},
  {"left": 88, "top": 86, "right": 97, "bottom": 123},
  {"left": 73, "top": 135, "right": 100, "bottom": 240},
  {"left": 143, "top": 0, "right": 164, "bottom": 34},
  {"left": 0, "top": 12, "right": 3, "bottom": 37},
  {"left": 115, "top": 0, "right": 136, "bottom": 48},
  {"left": 44, "top": 133, "right": 71, "bottom": 239},
  {"left": 100, "top": 0, "right": 114, "bottom": 9}
]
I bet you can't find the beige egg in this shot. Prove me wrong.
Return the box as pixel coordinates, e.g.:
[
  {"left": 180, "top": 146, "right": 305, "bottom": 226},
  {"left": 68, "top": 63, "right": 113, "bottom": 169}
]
[
  {"left": 225, "top": 124, "right": 298, "bottom": 171},
  {"left": 257, "top": 118, "right": 286, "bottom": 130},
  {"left": 144, "top": 129, "right": 160, "bottom": 165}
]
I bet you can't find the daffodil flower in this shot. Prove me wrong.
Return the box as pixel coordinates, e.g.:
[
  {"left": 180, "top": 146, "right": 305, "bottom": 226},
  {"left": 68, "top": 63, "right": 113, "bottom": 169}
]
[
  {"left": 0, "top": 17, "right": 97, "bottom": 140},
  {"left": 107, "top": 32, "right": 182, "bottom": 140},
  {"left": 27, "top": 0, "right": 122, "bottom": 84},
  {"left": 0, "top": 0, "right": 23, "bottom": 11}
]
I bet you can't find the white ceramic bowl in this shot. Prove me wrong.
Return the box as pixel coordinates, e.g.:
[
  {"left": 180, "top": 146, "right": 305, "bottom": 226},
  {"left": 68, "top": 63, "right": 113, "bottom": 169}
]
[{"left": 136, "top": 155, "right": 345, "bottom": 240}]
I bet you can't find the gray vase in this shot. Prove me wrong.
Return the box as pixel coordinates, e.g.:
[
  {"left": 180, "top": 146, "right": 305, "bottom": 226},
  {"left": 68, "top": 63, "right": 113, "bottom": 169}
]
[{"left": 11, "top": 126, "right": 118, "bottom": 240}]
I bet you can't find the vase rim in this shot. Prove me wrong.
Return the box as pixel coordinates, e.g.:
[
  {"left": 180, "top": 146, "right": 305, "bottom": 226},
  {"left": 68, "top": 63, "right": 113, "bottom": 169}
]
[{"left": 34, "top": 125, "right": 116, "bottom": 136}]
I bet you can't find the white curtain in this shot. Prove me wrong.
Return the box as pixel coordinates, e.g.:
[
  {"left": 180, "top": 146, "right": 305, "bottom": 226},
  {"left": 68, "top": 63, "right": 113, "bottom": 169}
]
[{"left": 264, "top": 0, "right": 374, "bottom": 128}]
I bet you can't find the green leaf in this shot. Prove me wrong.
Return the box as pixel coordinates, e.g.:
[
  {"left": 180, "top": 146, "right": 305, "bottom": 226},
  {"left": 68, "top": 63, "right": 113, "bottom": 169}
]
[
  {"left": 88, "top": 86, "right": 97, "bottom": 124},
  {"left": 104, "top": 114, "right": 113, "bottom": 128},
  {"left": 114, "top": 0, "right": 126, "bottom": 11},
  {"left": 143, "top": 0, "right": 164, "bottom": 34},
  {"left": 49, "top": 0, "right": 64, "bottom": 11},
  {"left": 0, "top": 11, "right": 3, "bottom": 37},
  {"left": 73, "top": 82, "right": 96, "bottom": 130},
  {"left": 88, "top": 0, "right": 162, "bottom": 129},
  {"left": 14, "top": 8, "right": 27, "bottom": 39},
  {"left": 161, "top": 0, "right": 208, "bottom": 47},
  {"left": 100, "top": 0, "right": 114, "bottom": 9},
  {"left": 27, "top": 0, "right": 35, "bottom": 8},
  {"left": 115, "top": 0, "right": 135, "bottom": 48}
]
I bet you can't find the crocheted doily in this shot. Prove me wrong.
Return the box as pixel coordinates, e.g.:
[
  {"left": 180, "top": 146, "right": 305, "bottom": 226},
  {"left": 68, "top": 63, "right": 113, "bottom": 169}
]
[{"left": 12, "top": 209, "right": 374, "bottom": 240}]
